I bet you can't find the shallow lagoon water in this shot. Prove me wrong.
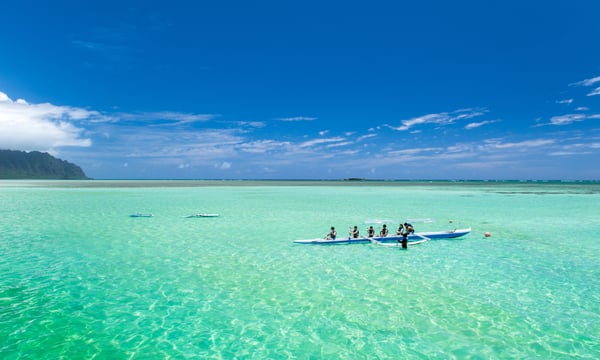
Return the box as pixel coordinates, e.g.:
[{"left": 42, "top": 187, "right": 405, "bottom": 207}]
[{"left": 1, "top": 181, "right": 599, "bottom": 358}]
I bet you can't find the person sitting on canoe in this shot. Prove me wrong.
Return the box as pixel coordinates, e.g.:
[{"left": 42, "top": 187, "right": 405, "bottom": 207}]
[
  {"left": 396, "top": 223, "right": 404, "bottom": 236},
  {"left": 367, "top": 226, "right": 375, "bottom": 238},
  {"left": 379, "top": 224, "right": 388, "bottom": 237},
  {"left": 404, "top": 222, "right": 414, "bottom": 234},
  {"left": 325, "top": 227, "right": 337, "bottom": 240},
  {"left": 351, "top": 226, "right": 359, "bottom": 238}
]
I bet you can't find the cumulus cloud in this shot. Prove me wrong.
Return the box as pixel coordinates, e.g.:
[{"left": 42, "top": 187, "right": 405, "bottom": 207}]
[{"left": 0, "top": 91, "right": 93, "bottom": 151}]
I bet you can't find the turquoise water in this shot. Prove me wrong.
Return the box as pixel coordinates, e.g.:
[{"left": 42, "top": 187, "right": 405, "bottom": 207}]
[{"left": 1, "top": 180, "right": 599, "bottom": 359}]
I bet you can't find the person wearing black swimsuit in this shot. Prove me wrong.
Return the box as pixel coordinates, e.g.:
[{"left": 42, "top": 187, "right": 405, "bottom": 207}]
[
  {"left": 367, "top": 226, "right": 375, "bottom": 238},
  {"left": 379, "top": 224, "right": 388, "bottom": 237},
  {"left": 326, "top": 227, "right": 337, "bottom": 240},
  {"left": 351, "top": 226, "right": 359, "bottom": 238}
]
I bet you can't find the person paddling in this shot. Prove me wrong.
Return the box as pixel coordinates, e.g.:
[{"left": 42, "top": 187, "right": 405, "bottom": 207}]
[
  {"left": 379, "top": 224, "right": 388, "bottom": 237},
  {"left": 325, "top": 226, "right": 337, "bottom": 240},
  {"left": 350, "top": 226, "right": 359, "bottom": 238},
  {"left": 367, "top": 226, "right": 375, "bottom": 238}
]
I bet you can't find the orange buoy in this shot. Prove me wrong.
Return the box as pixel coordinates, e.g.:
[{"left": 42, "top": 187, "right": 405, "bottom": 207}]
[{"left": 484, "top": 232, "right": 491, "bottom": 237}]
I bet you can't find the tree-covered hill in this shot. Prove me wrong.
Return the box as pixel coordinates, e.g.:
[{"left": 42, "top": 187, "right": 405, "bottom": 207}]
[{"left": 0, "top": 149, "right": 89, "bottom": 179}]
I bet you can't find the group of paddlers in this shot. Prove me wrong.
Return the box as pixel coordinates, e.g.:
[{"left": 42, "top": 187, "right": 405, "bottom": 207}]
[{"left": 325, "top": 222, "right": 415, "bottom": 248}]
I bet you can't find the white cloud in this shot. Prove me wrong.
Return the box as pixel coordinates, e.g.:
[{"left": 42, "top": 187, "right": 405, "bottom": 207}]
[
  {"left": 0, "top": 92, "right": 11, "bottom": 102},
  {"left": 548, "top": 151, "right": 592, "bottom": 156},
  {"left": 550, "top": 113, "right": 600, "bottom": 125},
  {"left": 114, "top": 111, "right": 216, "bottom": 125},
  {"left": 387, "top": 147, "right": 442, "bottom": 156},
  {"left": 276, "top": 116, "right": 317, "bottom": 121},
  {"left": 489, "top": 139, "right": 554, "bottom": 149},
  {"left": 0, "top": 91, "right": 93, "bottom": 151},
  {"left": 570, "top": 76, "right": 600, "bottom": 96},
  {"left": 298, "top": 137, "right": 345, "bottom": 148},
  {"left": 357, "top": 133, "right": 377, "bottom": 142},
  {"left": 550, "top": 114, "right": 586, "bottom": 125},
  {"left": 556, "top": 99, "right": 573, "bottom": 104},
  {"left": 571, "top": 75, "right": 600, "bottom": 87},
  {"left": 388, "top": 108, "right": 486, "bottom": 131},
  {"left": 326, "top": 141, "right": 353, "bottom": 148},
  {"left": 548, "top": 142, "right": 600, "bottom": 156},
  {"left": 215, "top": 161, "right": 231, "bottom": 170},
  {"left": 237, "top": 121, "right": 265, "bottom": 128},
  {"left": 238, "top": 140, "right": 291, "bottom": 153},
  {"left": 465, "top": 120, "right": 496, "bottom": 130},
  {"left": 588, "top": 87, "right": 600, "bottom": 96}
]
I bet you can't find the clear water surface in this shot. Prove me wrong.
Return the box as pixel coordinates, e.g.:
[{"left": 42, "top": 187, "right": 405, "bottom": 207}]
[{"left": 1, "top": 180, "right": 598, "bottom": 359}]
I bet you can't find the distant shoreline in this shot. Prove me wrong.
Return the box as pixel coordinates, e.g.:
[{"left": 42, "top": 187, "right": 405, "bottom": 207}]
[{"left": 1, "top": 179, "right": 598, "bottom": 188}]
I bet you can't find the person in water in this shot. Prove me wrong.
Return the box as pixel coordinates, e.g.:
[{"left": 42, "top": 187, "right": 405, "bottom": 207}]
[
  {"left": 326, "top": 226, "right": 337, "bottom": 240},
  {"left": 400, "top": 222, "right": 414, "bottom": 249},
  {"left": 379, "top": 224, "right": 388, "bottom": 237},
  {"left": 351, "top": 226, "right": 359, "bottom": 238},
  {"left": 367, "top": 226, "right": 375, "bottom": 238}
]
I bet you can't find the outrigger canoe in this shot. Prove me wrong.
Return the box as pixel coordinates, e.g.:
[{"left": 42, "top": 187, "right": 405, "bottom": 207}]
[
  {"left": 129, "top": 213, "right": 154, "bottom": 218},
  {"left": 185, "top": 213, "right": 220, "bottom": 218},
  {"left": 293, "top": 228, "right": 471, "bottom": 245}
]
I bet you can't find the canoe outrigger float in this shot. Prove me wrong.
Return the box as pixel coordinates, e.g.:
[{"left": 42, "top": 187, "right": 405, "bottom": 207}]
[{"left": 292, "top": 228, "right": 471, "bottom": 245}]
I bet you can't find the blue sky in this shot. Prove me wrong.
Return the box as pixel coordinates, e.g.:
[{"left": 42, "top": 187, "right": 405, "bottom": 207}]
[{"left": 1, "top": 0, "right": 599, "bottom": 180}]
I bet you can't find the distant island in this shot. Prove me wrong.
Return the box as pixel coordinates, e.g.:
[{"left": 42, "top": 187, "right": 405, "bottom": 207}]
[{"left": 0, "top": 149, "right": 89, "bottom": 179}]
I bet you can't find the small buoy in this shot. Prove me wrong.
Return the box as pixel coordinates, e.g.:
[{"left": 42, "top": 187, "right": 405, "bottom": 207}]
[{"left": 484, "top": 232, "right": 491, "bottom": 237}]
